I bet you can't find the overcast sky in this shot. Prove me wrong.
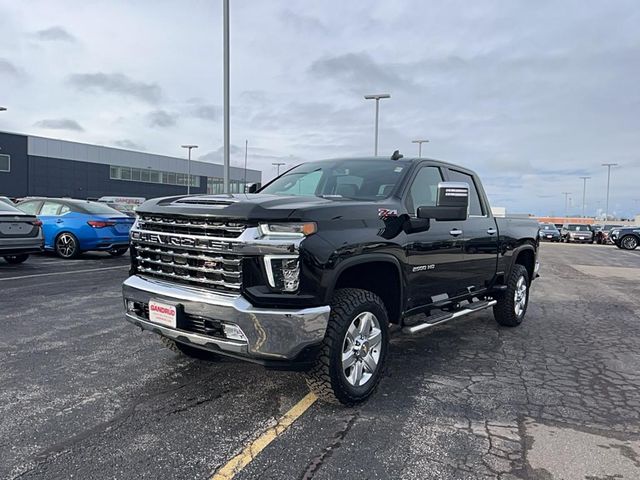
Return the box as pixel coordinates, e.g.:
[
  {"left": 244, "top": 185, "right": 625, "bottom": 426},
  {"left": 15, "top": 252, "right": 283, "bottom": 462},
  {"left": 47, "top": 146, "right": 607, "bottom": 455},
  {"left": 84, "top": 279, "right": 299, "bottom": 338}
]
[{"left": 1, "top": 0, "right": 639, "bottom": 217}]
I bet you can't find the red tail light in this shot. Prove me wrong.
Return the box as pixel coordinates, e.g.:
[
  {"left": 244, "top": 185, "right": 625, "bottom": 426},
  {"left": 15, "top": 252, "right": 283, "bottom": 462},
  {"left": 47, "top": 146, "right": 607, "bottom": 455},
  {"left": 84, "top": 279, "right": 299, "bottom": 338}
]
[
  {"left": 87, "top": 220, "right": 116, "bottom": 228},
  {"left": 31, "top": 220, "right": 43, "bottom": 227}
]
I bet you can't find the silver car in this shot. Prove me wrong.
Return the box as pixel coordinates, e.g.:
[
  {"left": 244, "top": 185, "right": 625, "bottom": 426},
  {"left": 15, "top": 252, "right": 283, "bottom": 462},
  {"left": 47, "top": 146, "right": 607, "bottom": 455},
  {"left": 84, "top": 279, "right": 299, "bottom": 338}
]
[{"left": 0, "top": 200, "right": 44, "bottom": 264}]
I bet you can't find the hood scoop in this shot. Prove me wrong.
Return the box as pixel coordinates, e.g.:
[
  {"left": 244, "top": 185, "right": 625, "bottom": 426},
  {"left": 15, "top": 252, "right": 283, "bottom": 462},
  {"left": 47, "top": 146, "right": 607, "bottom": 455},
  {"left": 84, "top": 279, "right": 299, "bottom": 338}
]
[{"left": 173, "top": 195, "right": 240, "bottom": 206}]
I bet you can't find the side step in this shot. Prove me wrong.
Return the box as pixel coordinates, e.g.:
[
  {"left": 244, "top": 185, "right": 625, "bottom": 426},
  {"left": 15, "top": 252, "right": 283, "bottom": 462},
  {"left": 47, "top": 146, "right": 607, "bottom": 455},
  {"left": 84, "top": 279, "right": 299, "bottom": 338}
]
[{"left": 402, "top": 299, "right": 497, "bottom": 335}]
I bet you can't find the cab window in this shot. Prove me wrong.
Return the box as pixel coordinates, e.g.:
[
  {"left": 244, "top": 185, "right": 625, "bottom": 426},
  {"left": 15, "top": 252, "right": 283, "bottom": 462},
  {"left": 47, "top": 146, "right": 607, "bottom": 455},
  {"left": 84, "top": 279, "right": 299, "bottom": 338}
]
[
  {"left": 406, "top": 166, "right": 443, "bottom": 215},
  {"left": 447, "top": 169, "right": 484, "bottom": 216}
]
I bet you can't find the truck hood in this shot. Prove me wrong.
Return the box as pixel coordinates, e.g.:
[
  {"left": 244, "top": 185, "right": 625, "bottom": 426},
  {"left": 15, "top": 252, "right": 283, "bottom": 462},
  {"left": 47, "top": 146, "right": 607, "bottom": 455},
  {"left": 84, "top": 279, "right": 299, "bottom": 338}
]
[{"left": 136, "top": 193, "right": 389, "bottom": 222}]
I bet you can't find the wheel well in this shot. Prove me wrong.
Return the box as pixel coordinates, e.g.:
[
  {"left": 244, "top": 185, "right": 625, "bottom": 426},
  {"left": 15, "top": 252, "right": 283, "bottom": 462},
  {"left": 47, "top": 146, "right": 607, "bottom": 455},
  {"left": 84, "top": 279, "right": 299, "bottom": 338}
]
[
  {"left": 333, "top": 261, "right": 402, "bottom": 324},
  {"left": 514, "top": 248, "right": 535, "bottom": 281}
]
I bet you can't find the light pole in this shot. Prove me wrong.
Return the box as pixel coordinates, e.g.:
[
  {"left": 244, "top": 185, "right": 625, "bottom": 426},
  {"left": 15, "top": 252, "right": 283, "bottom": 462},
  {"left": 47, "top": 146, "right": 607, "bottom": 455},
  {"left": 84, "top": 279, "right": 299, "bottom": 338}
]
[
  {"left": 602, "top": 163, "right": 618, "bottom": 221},
  {"left": 411, "top": 139, "right": 429, "bottom": 158},
  {"left": 243, "top": 139, "right": 248, "bottom": 188},
  {"left": 272, "top": 162, "right": 285, "bottom": 177},
  {"left": 223, "top": 0, "right": 230, "bottom": 194},
  {"left": 562, "top": 192, "right": 572, "bottom": 219},
  {"left": 181, "top": 145, "right": 198, "bottom": 194},
  {"left": 579, "top": 176, "right": 590, "bottom": 218},
  {"left": 364, "top": 94, "right": 391, "bottom": 156}
]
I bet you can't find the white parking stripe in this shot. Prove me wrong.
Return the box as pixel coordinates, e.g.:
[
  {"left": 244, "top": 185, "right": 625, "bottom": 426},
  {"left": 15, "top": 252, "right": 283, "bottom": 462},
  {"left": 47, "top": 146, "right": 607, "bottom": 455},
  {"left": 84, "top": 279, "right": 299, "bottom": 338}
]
[{"left": 0, "top": 265, "right": 129, "bottom": 281}]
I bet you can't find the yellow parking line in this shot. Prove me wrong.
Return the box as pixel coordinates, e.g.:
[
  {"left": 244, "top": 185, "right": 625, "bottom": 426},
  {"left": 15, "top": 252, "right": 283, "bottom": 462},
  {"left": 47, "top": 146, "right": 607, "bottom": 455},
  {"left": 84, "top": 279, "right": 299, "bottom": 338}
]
[{"left": 210, "top": 393, "right": 317, "bottom": 480}]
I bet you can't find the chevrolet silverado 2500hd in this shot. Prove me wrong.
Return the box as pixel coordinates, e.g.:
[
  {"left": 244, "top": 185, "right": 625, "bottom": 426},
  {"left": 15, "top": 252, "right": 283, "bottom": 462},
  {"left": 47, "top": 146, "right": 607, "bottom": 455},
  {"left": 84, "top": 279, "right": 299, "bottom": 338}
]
[{"left": 122, "top": 156, "right": 540, "bottom": 405}]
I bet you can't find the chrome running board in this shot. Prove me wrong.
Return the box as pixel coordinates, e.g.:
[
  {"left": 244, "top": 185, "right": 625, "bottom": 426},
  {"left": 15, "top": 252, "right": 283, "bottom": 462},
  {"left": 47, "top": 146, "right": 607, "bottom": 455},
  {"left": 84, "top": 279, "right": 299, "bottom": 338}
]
[{"left": 402, "top": 299, "right": 497, "bottom": 335}]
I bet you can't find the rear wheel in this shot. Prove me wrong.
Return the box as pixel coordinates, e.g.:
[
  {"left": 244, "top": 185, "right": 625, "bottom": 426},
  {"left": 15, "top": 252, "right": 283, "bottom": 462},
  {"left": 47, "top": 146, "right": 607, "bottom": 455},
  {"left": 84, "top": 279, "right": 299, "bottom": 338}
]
[
  {"left": 3, "top": 254, "right": 29, "bottom": 264},
  {"left": 109, "top": 246, "right": 129, "bottom": 256},
  {"left": 305, "top": 288, "right": 389, "bottom": 405},
  {"left": 621, "top": 235, "right": 639, "bottom": 250},
  {"left": 160, "top": 336, "right": 219, "bottom": 361},
  {"left": 55, "top": 232, "right": 80, "bottom": 259},
  {"left": 494, "top": 264, "right": 530, "bottom": 327}
]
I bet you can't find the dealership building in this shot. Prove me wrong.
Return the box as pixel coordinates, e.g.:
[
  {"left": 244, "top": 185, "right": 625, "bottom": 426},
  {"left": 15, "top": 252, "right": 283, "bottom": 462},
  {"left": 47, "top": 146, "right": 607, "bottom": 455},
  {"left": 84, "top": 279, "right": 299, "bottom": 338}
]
[{"left": 0, "top": 131, "right": 261, "bottom": 200}]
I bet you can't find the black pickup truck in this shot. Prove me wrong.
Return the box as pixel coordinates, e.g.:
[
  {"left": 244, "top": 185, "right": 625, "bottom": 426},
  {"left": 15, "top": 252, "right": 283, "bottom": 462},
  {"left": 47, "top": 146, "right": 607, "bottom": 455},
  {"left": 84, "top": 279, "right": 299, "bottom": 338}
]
[{"left": 122, "top": 156, "right": 539, "bottom": 405}]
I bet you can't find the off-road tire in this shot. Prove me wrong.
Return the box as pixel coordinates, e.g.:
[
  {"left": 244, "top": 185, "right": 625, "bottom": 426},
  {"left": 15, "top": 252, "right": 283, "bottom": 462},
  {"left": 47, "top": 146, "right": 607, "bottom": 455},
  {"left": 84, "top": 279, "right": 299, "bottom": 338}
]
[
  {"left": 3, "top": 254, "right": 29, "bottom": 264},
  {"left": 160, "top": 336, "right": 218, "bottom": 361},
  {"left": 493, "top": 264, "right": 530, "bottom": 327},
  {"left": 305, "top": 288, "right": 389, "bottom": 406}
]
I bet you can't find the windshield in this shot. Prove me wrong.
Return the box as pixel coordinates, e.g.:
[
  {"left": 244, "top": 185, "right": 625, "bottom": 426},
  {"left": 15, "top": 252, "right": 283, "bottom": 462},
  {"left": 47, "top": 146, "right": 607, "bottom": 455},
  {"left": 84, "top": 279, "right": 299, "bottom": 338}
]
[
  {"left": 568, "top": 224, "right": 591, "bottom": 231},
  {"left": 77, "top": 202, "right": 123, "bottom": 215},
  {"left": 541, "top": 224, "right": 557, "bottom": 231},
  {"left": 259, "top": 159, "right": 411, "bottom": 200}
]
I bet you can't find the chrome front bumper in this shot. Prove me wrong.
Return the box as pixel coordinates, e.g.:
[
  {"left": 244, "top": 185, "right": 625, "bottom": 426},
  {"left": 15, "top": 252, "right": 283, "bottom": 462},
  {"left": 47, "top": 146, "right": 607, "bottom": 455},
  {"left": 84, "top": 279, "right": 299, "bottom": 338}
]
[{"left": 122, "top": 275, "right": 331, "bottom": 362}]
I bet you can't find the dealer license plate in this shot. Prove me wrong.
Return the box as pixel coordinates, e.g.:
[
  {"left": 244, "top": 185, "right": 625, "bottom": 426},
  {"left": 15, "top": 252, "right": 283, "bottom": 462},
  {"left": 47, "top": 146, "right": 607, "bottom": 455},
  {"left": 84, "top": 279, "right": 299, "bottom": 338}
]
[{"left": 148, "top": 300, "right": 177, "bottom": 328}]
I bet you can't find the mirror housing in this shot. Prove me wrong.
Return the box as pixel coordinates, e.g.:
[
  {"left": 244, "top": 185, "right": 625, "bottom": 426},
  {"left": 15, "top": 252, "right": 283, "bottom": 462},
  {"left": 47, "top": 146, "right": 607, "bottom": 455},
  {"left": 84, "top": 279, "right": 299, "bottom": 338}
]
[
  {"left": 246, "top": 183, "right": 261, "bottom": 193},
  {"left": 417, "top": 182, "right": 469, "bottom": 221}
]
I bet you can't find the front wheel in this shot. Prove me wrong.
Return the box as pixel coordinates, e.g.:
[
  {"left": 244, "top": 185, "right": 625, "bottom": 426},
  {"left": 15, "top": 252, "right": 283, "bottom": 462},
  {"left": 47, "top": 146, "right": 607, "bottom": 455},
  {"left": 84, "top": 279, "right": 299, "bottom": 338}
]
[
  {"left": 621, "top": 235, "right": 639, "bottom": 250},
  {"left": 305, "top": 288, "right": 389, "bottom": 405},
  {"left": 494, "top": 264, "right": 530, "bottom": 327},
  {"left": 55, "top": 232, "right": 80, "bottom": 259},
  {"left": 3, "top": 254, "right": 29, "bottom": 264}
]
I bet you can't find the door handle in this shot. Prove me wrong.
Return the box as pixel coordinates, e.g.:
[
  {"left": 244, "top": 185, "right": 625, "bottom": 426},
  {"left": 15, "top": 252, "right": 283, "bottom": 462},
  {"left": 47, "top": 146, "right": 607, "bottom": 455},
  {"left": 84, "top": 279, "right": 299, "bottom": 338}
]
[
  {"left": 56, "top": 219, "right": 63, "bottom": 224},
  {"left": 487, "top": 228, "right": 497, "bottom": 235},
  {"left": 449, "top": 228, "right": 463, "bottom": 237}
]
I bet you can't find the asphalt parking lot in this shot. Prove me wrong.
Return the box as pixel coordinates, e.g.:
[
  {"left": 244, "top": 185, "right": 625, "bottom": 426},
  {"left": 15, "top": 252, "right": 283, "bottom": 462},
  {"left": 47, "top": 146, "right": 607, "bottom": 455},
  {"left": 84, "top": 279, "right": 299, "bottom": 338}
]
[{"left": 1, "top": 243, "right": 639, "bottom": 480}]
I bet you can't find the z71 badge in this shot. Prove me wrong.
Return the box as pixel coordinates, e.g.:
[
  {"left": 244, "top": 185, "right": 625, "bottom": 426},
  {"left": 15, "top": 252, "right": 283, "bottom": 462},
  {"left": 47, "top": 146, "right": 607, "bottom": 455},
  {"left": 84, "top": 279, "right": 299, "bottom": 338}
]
[{"left": 378, "top": 208, "right": 398, "bottom": 219}]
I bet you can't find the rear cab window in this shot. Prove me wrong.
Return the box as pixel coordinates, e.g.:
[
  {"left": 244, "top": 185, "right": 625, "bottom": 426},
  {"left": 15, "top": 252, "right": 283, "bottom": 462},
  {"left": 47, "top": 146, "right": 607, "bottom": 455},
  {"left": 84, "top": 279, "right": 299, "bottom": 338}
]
[{"left": 447, "top": 169, "right": 485, "bottom": 216}]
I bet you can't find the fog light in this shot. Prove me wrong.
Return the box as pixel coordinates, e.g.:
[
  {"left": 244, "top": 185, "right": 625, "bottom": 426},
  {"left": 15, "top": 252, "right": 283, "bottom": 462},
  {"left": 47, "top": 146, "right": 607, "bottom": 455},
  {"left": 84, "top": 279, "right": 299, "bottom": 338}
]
[
  {"left": 263, "top": 255, "right": 300, "bottom": 292},
  {"left": 126, "top": 300, "right": 136, "bottom": 312},
  {"left": 223, "top": 323, "right": 247, "bottom": 342}
]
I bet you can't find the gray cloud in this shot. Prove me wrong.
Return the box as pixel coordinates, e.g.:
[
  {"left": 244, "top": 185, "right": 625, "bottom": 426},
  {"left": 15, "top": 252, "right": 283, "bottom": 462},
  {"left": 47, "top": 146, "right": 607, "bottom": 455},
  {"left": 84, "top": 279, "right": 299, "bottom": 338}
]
[
  {"left": 147, "top": 110, "right": 177, "bottom": 128},
  {"left": 0, "top": 58, "right": 20, "bottom": 78},
  {"left": 35, "top": 26, "right": 76, "bottom": 42},
  {"left": 33, "top": 118, "right": 84, "bottom": 132},
  {"left": 309, "top": 52, "right": 413, "bottom": 92},
  {"left": 113, "top": 139, "right": 145, "bottom": 151},
  {"left": 191, "top": 104, "right": 220, "bottom": 121},
  {"left": 68, "top": 73, "right": 162, "bottom": 103}
]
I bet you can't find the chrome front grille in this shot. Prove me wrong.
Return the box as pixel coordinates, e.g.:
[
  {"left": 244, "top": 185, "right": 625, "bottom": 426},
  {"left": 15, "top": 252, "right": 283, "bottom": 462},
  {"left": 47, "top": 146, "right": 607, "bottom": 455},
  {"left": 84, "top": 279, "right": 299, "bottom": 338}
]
[
  {"left": 137, "top": 214, "right": 250, "bottom": 238},
  {"left": 131, "top": 230, "right": 244, "bottom": 293}
]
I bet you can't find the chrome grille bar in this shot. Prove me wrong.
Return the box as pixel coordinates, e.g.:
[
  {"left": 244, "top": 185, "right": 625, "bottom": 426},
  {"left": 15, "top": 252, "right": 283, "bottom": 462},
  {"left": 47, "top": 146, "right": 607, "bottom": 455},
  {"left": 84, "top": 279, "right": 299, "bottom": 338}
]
[
  {"left": 135, "top": 255, "right": 241, "bottom": 278},
  {"left": 134, "top": 244, "right": 241, "bottom": 265},
  {"left": 136, "top": 266, "right": 241, "bottom": 290}
]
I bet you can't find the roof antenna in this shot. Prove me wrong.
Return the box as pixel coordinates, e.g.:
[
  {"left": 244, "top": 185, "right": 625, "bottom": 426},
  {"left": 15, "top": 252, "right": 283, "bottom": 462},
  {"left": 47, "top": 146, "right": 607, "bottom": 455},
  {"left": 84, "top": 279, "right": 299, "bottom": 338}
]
[{"left": 391, "top": 150, "right": 403, "bottom": 161}]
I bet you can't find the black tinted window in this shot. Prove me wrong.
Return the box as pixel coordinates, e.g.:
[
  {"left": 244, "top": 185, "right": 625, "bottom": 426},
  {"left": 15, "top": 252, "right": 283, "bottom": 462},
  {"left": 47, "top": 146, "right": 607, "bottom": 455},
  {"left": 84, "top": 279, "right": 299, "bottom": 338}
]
[
  {"left": 447, "top": 170, "right": 484, "bottom": 216},
  {"left": 406, "top": 166, "right": 443, "bottom": 214}
]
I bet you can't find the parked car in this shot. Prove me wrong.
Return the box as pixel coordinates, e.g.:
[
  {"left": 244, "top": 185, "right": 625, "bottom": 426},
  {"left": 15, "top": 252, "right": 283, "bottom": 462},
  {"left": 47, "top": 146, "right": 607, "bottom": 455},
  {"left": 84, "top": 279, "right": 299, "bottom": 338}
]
[
  {"left": 122, "top": 155, "right": 540, "bottom": 405},
  {"left": 561, "top": 224, "right": 594, "bottom": 243},
  {"left": 15, "top": 198, "right": 134, "bottom": 258},
  {"left": 0, "top": 200, "right": 44, "bottom": 264},
  {"left": 610, "top": 227, "right": 640, "bottom": 250},
  {"left": 97, "top": 196, "right": 145, "bottom": 218},
  {"left": 538, "top": 223, "right": 561, "bottom": 242},
  {"left": 593, "top": 224, "right": 624, "bottom": 245}
]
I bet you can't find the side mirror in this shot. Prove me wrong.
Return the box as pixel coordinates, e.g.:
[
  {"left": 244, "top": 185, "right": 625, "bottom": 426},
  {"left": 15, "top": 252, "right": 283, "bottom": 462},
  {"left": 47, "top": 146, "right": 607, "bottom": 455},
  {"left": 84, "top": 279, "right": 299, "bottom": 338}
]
[
  {"left": 417, "top": 182, "right": 469, "bottom": 221},
  {"left": 246, "top": 183, "right": 260, "bottom": 193}
]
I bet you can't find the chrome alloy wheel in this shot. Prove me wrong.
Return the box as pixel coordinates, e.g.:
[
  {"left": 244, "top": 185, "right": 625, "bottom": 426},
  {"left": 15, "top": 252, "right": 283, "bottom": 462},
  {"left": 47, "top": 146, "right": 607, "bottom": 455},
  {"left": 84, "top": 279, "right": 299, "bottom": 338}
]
[
  {"left": 342, "top": 311, "right": 382, "bottom": 387},
  {"left": 514, "top": 276, "right": 528, "bottom": 317},
  {"left": 622, "top": 236, "right": 638, "bottom": 250},
  {"left": 56, "top": 233, "right": 77, "bottom": 258}
]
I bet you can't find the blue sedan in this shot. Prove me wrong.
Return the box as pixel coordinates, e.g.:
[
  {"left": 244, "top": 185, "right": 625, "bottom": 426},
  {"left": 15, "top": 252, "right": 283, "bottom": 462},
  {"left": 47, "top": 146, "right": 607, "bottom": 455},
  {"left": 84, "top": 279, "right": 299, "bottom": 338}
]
[{"left": 16, "top": 198, "right": 134, "bottom": 258}]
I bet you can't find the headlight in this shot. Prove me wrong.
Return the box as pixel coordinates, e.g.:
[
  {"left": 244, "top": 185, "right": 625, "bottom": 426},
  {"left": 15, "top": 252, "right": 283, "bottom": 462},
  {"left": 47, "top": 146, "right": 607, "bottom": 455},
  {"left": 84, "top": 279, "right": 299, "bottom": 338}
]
[
  {"left": 263, "top": 255, "right": 300, "bottom": 292},
  {"left": 258, "top": 222, "right": 316, "bottom": 238}
]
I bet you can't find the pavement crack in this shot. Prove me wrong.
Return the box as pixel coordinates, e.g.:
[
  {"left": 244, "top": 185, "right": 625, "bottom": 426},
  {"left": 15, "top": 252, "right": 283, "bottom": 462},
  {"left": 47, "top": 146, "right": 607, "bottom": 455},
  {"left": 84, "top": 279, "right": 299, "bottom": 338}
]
[{"left": 298, "top": 412, "right": 359, "bottom": 480}]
